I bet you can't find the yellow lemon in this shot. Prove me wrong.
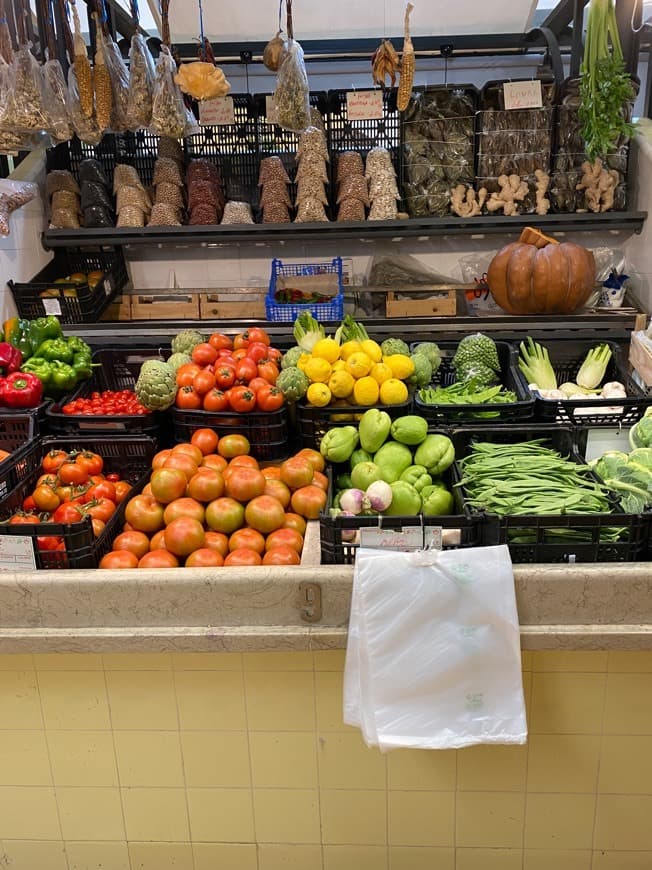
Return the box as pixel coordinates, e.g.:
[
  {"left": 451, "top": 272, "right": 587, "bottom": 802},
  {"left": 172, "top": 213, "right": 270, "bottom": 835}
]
[
  {"left": 360, "top": 339, "right": 383, "bottom": 363},
  {"left": 306, "top": 382, "right": 332, "bottom": 407},
  {"left": 312, "top": 337, "right": 341, "bottom": 364},
  {"left": 297, "top": 353, "right": 311, "bottom": 372},
  {"left": 353, "top": 376, "right": 380, "bottom": 406},
  {"left": 328, "top": 370, "right": 355, "bottom": 399},
  {"left": 383, "top": 353, "right": 415, "bottom": 380},
  {"left": 345, "top": 351, "right": 373, "bottom": 379},
  {"left": 370, "top": 362, "right": 393, "bottom": 385},
  {"left": 304, "top": 356, "right": 332, "bottom": 384},
  {"left": 340, "top": 340, "right": 362, "bottom": 361},
  {"left": 380, "top": 378, "right": 409, "bottom": 405},
  {"left": 332, "top": 359, "right": 346, "bottom": 372}
]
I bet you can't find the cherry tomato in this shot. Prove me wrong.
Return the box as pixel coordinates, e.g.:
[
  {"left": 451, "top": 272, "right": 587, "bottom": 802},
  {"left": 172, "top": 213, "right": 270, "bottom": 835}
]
[
  {"left": 227, "top": 386, "right": 256, "bottom": 413},
  {"left": 256, "top": 384, "right": 284, "bottom": 412},
  {"left": 203, "top": 388, "right": 229, "bottom": 412},
  {"left": 176, "top": 386, "right": 202, "bottom": 410},
  {"left": 106, "top": 472, "right": 121, "bottom": 482}
]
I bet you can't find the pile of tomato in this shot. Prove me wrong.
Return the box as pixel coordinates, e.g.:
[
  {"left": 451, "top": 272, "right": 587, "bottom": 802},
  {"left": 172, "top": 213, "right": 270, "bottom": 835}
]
[
  {"left": 100, "top": 427, "right": 328, "bottom": 569},
  {"left": 5, "top": 447, "right": 133, "bottom": 552},
  {"left": 175, "top": 327, "right": 284, "bottom": 413},
  {"left": 62, "top": 390, "right": 149, "bottom": 416}
]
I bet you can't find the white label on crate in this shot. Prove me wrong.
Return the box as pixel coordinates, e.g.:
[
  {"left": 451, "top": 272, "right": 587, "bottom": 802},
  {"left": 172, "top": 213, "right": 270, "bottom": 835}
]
[
  {"left": 0, "top": 535, "right": 36, "bottom": 571},
  {"left": 360, "top": 526, "right": 422, "bottom": 551},
  {"left": 265, "top": 95, "right": 279, "bottom": 124},
  {"left": 346, "top": 89, "right": 384, "bottom": 120},
  {"left": 425, "top": 526, "right": 444, "bottom": 550},
  {"left": 103, "top": 278, "right": 112, "bottom": 296},
  {"left": 42, "top": 298, "right": 62, "bottom": 316},
  {"left": 503, "top": 80, "right": 543, "bottom": 110},
  {"left": 199, "top": 96, "right": 235, "bottom": 126}
]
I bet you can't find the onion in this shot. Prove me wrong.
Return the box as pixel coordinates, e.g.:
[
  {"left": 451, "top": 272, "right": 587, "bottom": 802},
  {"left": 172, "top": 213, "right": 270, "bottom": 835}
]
[
  {"left": 339, "top": 489, "right": 369, "bottom": 515},
  {"left": 366, "top": 480, "right": 393, "bottom": 513}
]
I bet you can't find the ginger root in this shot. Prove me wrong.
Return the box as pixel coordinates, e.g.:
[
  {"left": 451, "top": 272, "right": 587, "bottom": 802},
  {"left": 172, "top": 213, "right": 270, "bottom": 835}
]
[
  {"left": 576, "top": 158, "right": 619, "bottom": 213},
  {"left": 450, "top": 184, "right": 488, "bottom": 217},
  {"left": 534, "top": 169, "right": 550, "bottom": 216},
  {"left": 486, "top": 174, "right": 528, "bottom": 216}
]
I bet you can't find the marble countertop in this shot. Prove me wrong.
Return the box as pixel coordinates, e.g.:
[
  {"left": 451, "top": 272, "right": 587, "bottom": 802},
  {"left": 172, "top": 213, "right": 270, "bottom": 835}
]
[{"left": 0, "top": 562, "right": 651, "bottom": 653}]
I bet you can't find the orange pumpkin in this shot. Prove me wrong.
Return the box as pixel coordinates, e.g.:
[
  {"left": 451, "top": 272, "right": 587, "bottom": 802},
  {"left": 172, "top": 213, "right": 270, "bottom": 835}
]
[{"left": 487, "top": 228, "right": 596, "bottom": 315}]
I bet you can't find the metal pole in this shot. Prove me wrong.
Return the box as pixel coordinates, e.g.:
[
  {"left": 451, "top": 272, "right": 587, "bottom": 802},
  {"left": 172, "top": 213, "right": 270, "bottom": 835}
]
[{"left": 615, "top": 0, "right": 641, "bottom": 78}]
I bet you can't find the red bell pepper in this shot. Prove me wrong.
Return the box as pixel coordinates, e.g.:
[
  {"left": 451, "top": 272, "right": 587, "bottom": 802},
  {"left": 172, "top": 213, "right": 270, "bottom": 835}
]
[
  {"left": 0, "top": 341, "right": 22, "bottom": 375},
  {"left": 0, "top": 371, "right": 43, "bottom": 408}
]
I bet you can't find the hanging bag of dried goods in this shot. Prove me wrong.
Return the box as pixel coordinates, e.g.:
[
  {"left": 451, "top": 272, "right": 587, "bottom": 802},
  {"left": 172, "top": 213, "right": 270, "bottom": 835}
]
[
  {"left": 125, "top": 0, "right": 155, "bottom": 130},
  {"left": 0, "top": 42, "right": 49, "bottom": 134},
  {"left": 0, "top": 3, "right": 13, "bottom": 64},
  {"left": 92, "top": 14, "right": 113, "bottom": 133},
  {"left": 273, "top": 0, "right": 310, "bottom": 132},
  {"left": 66, "top": 0, "right": 102, "bottom": 144},
  {"left": 37, "top": 0, "right": 72, "bottom": 143},
  {"left": 95, "top": 6, "right": 130, "bottom": 132}
]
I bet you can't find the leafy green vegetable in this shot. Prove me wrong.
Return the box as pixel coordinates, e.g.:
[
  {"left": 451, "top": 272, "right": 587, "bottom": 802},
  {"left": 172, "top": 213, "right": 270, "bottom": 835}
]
[
  {"left": 518, "top": 337, "right": 557, "bottom": 391},
  {"left": 579, "top": 0, "right": 636, "bottom": 161},
  {"left": 418, "top": 378, "right": 516, "bottom": 418},
  {"left": 293, "top": 313, "right": 325, "bottom": 353}
]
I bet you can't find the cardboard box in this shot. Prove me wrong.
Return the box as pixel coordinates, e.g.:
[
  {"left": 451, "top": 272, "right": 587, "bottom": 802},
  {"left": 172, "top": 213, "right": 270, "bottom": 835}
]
[{"left": 385, "top": 284, "right": 460, "bottom": 317}]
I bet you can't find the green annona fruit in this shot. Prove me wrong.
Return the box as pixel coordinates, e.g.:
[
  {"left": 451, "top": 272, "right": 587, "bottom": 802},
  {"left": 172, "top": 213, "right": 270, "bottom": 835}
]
[
  {"left": 166, "top": 352, "right": 192, "bottom": 373},
  {"left": 171, "top": 329, "right": 204, "bottom": 355},
  {"left": 135, "top": 359, "right": 177, "bottom": 411}
]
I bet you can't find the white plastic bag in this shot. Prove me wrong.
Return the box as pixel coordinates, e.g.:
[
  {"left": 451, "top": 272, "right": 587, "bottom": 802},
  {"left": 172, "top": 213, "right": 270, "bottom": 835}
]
[{"left": 344, "top": 545, "right": 527, "bottom": 751}]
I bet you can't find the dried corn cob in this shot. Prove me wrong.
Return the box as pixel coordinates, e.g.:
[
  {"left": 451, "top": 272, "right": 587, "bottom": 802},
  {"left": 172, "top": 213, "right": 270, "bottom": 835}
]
[
  {"left": 397, "top": 2, "right": 415, "bottom": 112},
  {"left": 71, "top": 1, "right": 93, "bottom": 118},
  {"left": 94, "top": 48, "right": 112, "bottom": 132}
]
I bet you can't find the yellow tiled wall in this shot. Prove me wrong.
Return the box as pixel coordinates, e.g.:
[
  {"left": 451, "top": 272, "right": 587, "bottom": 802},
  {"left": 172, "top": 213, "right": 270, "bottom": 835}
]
[{"left": 0, "top": 649, "right": 651, "bottom": 869}]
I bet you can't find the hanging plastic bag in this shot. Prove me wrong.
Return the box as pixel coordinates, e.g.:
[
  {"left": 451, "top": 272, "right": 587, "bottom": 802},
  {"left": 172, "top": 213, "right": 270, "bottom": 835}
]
[
  {"left": 42, "top": 58, "right": 73, "bottom": 143},
  {"left": 97, "top": 22, "right": 130, "bottom": 132},
  {"left": 151, "top": 45, "right": 187, "bottom": 138},
  {"left": 0, "top": 43, "right": 49, "bottom": 133},
  {"left": 0, "top": 179, "right": 38, "bottom": 236},
  {"left": 344, "top": 546, "right": 527, "bottom": 750},
  {"left": 67, "top": 63, "right": 101, "bottom": 145},
  {"left": 0, "top": 57, "right": 24, "bottom": 153},
  {"left": 273, "top": 39, "right": 310, "bottom": 132},
  {"left": 0, "top": 11, "right": 14, "bottom": 64},
  {"left": 126, "top": 33, "right": 155, "bottom": 130}
]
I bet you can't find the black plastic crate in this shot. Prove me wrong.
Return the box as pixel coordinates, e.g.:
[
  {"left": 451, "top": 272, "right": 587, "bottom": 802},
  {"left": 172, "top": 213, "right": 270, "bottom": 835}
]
[
  {"left": 8, "top": 248, "right": 128, "bottom": 322},
  {"left": 47, "top": 130, "right": 161, "bottom": 187},
  {"left": 173, "top": 407, "right": 290, "bottom": 462},
  {"left": 320, "top": 465, "right": 479, "bottom": 565},
  {"left": 452, "top": 426, "right": 649, "bottom": 563},
  {"left": 0, "top": 416, "right": 36, "bottom": 502},
  {"left": 526, "top": 339, "right": 650, "bottom": 427},
  {"left": 413, "top": 340, "right": 534, "bottom": 423},
  {"left": 297, "top": 398, "right": 412, "bottom": 450},
  {"left": 0, "top": 435, "right": 156, "bottom": 569},
  {"left": 328, "top": 88, "right": 401, "bottom": 182}
]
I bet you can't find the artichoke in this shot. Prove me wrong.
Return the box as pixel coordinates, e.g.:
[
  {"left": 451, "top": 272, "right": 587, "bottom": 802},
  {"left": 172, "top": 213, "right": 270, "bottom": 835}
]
[
  {"left": 167, "top": 352, "right": 192, "bottom": 373},
  {"left": 171, "top": 329, "right": 204, "bottom": 355},
  {"left": 135, "top": 360, "right": 177, "bottom": 411},
  {"left": 281, "top": 346, "right": 303, "bottom": 370},
  {"left": 276, "top": 366, "right": 309, "bottom": 402},
  {"left": 380, "top": 338, "right": 410, "bottom": 357}
]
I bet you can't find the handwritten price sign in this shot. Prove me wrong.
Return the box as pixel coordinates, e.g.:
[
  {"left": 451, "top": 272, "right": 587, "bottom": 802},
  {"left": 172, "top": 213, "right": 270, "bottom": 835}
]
[
  {"left": 199, "top": 96, "right": 235, "bottom": 126},
  {"left": 346, "top": 90, "right": 384, "bottom": 121},
  {"left": 503, "top": 80, "right": 543, "bottom": 111}
]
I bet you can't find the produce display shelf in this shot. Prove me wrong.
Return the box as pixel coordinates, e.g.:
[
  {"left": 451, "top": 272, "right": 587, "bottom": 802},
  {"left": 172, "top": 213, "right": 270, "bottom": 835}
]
[{"left": 42, "top": 210, "right": 648, "bottom": 249}]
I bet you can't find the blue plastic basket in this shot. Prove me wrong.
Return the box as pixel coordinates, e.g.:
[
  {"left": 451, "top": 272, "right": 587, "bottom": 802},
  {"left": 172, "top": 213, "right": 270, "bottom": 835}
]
[{"left": 266, "top": 257, "right": 344, "bottom": 322}]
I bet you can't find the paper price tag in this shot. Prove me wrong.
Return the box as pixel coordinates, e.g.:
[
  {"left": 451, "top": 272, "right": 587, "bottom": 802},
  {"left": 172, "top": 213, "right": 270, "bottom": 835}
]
[
  {"left": 42, "top": 298, "right": 62, "bottom": 316},
  {"left": 360, "top": 526, "right": 423, "bottom": 551},
  {"left": 199, "top": 96, "right": 235, "bottom": 126},
  {"left": 503, "top": 80, "right": 543, "bottom": 110},
  {"left": 265, "top": 95, "right": 279, "bottom": 124},
  {"left": 0, "top": 535, "right": 36, "bottom": 571},
  {"left": 346, "top": 90, "right": 384, "bottom": 121},
  {"left": 425, "top": 526, "right": 443, "bottom": 550},
  {"left": 103, "top": 278, "right": 112, "bottom": 297}
]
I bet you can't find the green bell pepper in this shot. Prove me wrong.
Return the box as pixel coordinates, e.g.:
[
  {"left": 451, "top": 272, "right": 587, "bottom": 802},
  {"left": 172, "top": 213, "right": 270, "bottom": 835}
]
[
  {"left": 399, "top": 464, "right": 433, "bottom": 493},
  {"left": 28, "top": 315, "right": 62, "bottom": 350},
  {"left": 72, "top": 352, "right": 93, "bottom": 380},
  {"left": 21, "top": 356, "right": 53, "bottom": 388},
  {"left": 4, "top": 317, "right": 33, "bottom": 358},
  {"left": 49, "top": 360, "right": 77, "bottom": 392},
  {"left": 66, "top": 335, "right": 92, "bottom": 357},
  {"left": 34, "top": 338, "right": 74, "bottom": 364}
]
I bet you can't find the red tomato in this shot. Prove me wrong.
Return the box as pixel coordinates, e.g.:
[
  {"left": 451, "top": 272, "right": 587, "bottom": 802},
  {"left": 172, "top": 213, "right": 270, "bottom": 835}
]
[
  {"left": 193, "top": 369, "right": 216, "bottom": 395},
  {"left": 266, "top": 527, "right": 304, "bottom": 553},
  {"left": 149, "top": 529, "right": 168, "bottom": 551},
  {"left": 22, "top": 495, "right": 37, "bottom": 512},
  {"left": 225, "top": 467, "right": 266, "bottom": 502},
  {"left": 163, "top": 497, "right": 205, "bottom": 525},
  {"left": 91, "top": 518, "right": 106, "bottom": 537},
  {"left": 164, "top": 516, "right": 205, "bottom": 557},
  {"left": 100, "top": 550, "right": 139, "bottom": 569},
  {"left": 186, "top": 548, "right": 224, "bottom": 567},
  {"left": 263, "top": 478, "right": 291, "bottom": 509},
  {"left": 205, "top": 497, "right": 245, "bottom": 534},
  {"left": 191, "top": 343, "right": 219, "bottom": 367},
  {"left": 208, "top": 333, "right": 233, "bottom": 351},
  {"left": 112, "top": 530, "right": 151, "bottom": 559},
  {"left": 256, "top": 384, "right": 284, "bottom": 412},
  {"left": 59, "top": 461, "right": 89, "bottom": 486},
  {"left": 235, "top": 357, "right": 258, "bottom": 384},
  {"left": 224, "top": 548, "right": 262, "bottom": 567},
  {"left": 86, "top": 480, "right": 117, "bottom": 503},
  {"left": 176, "top": 363, "right": 201, "bottom": 387},
  {"left": 294, "top": 448, "right": 326, "bottom": 473},
  {"left": 280, "top": 458, "right": 314, "bottom": 490},
  {"left": 247, "top": 377, "right": 269, "bottom": 394},
  {"left": 163, "top": 453, "right": 199, "bottom": 481},
  {"left": 263, "top": 545, "right": 301, "bottom": 566},
  {"left": 152, "top": 449, "right": 172, "bottom": 470},
  {"left": 214, "top": 366, "right": 236, "bottom": 390},
  {"left": 191, "top": 428, "right": 219, "bottom": 456},
  {"left": 229, "top": 455, "right": 259, "bottom": 469},
  {"left": 37, "top": 535, "right": 63, "bottom": 551},
  {"left": 150, "top": 467, "right": 188, "bottom": 504},
  {"left": 202, "top": 454, "right": 228, "bottom": 472},
  {"left": 37, "top": 473, "right": 58, "bottom": 488},
  {"left": 125, "top": 494, "right": 165, "bottom": 533},
  {"left": 311, "top": 470, "right": 329, "bottom": 492},
  {"left": 75, "top": 451, "right": 104, "bottom": 476},
  {"left": 246, "top": 342, "right": 271, "bottom": 364},
  {"left": 228, "top": 527, "right": 266, "bottom": 554},
  {"left": 233, "top": 334, "right": 249, "bottom": 351},
  {"left": 257, "top": 360, "right": 279, "bottom": 384},
  {"left": 176, "top": 386, "right": 202, "bottom": 410},
  {"left": 172, "top": 443, "right": 204, "bottom": 466},
  {"left": 244, "top": 327, "right": 270, "bottom": 346},
  {"left": 266, "top": 347, "right": 282, "bottom": 363},
  {"left": 86, "top": 498, "right": 116, "bottom": 524},
  {"left": 32, "top": 484, "right": 61, "bottom": 512},
  {"left": 42, "top": 449, "right": 69, "bottom": 474},
  {"left": 186, "top": 468, "right": 225, "bottom": 503},
  {"left": 291, "top": 485, "right": 327, "bottom": 520},
  {"left": 261, "top": 466, "right": 281, "bottom": 480},
  {"left": 105, "top": 472, "right": 121, "bottom": 482},
  {"left": 217, "top": 434, "right": 250, "bottom": 459},
  {"left": 228, "top": 386, "right": 256, "bottom": 413},
  {"left": 138, "top": 550, "right": 179, "bottom": 568},
  {"left": 53, "top": 502, "right": 85, "bottom": 523},
  {"left": 114, "top": 481, "right": 132, "bottom": 504},
  {"left": 203, "top": 388, "right": 228, "bottom": 412},
  {"left": 244, "top": 495, "right": 286, "bottom": 534},
  {"left": 9, "top": 513, "right": 41, "bottom": 525},
  {"left": 204, "top": 530, "right": 230, "bottom": 557}
]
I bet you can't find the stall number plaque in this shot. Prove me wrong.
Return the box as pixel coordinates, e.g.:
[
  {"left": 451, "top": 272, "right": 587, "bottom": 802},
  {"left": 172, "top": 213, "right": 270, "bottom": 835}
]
[
  {"left": 503, "top": 80, "right": 543, "bottom": 110},
  {"left": 346, "top": 90, "right": 384, "bottom": 121},
  {"left": 360, "top": 526, "right": 443, "bottom": 551},
  {"left": 0, "top": 535, "right": 36, "bottom": 571},
  {"left": 199, "top": 96, "right": 235, "bottom": 126}
]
